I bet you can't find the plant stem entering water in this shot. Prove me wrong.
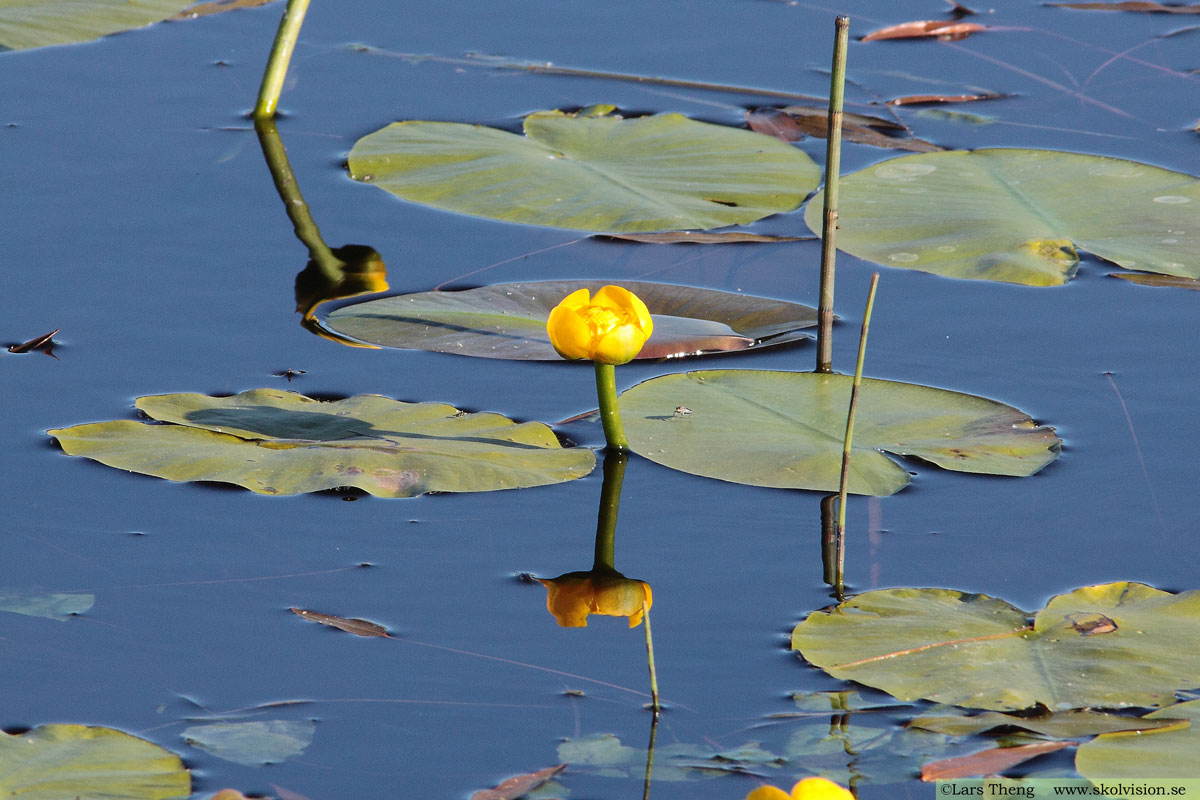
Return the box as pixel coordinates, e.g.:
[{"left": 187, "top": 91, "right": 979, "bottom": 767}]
[
  {"left": 595, "top": 362, "right": 629, "bottom": 452},
  {"left": 254, "top": 0, "right": 312, "bottom": 119},
  {"left": 816, "top": 15, "right": 849, "bottom": 374},
  {"left": 835, "top": 273, "right": 880, "bottom": 592}
]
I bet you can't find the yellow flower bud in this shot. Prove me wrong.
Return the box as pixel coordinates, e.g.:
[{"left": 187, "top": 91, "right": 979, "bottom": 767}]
[
  {"left": 546, "top": 285, "right": 653, "bottom": 365},
  {"left": 746, "top": 777, "right": 854, "bottom": 800},
  {"left": 537, "top": 569, "right": 653, "bottom": 628}
]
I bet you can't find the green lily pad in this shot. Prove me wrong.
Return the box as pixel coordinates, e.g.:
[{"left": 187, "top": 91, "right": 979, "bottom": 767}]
[
  {"left": 0, "top": 0, "right": 192, "bottom": 51},
  {"left": 182, "top": 720, "right": 314, "bottom": 766},
  {"left": 0, "top": 591, "right": 93, "bottom": 620},
  {"left": 0, "top": 724, "right": 189, "bottom": 799},
  {"left": 48, "top": 388, "right": 594, "bottom": 497},
  {"left": 324, "top": 281, "right": 817, "bottom": 360},
  {"left": 619, "top": 370, "right": 1059, "bottom": 495},
  {"left": 1075, "top": 699, "right": 1199, "bottom": 779},
  {"left": 803, "top": 149, "right": 1200, "bottom": 286},
  {"left": 792, "top": 582, "right": 1200, "bottom": 711},
  {"left": 347, "top": 110, "right": 820, "bottom": 232}
]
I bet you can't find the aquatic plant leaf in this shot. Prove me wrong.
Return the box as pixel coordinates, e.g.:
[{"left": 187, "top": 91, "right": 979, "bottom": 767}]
[
  {"left": 0, "top": 724, "right": 189, "bottom": 799},
  {"left": 804, "top": 149, "right": 1200, "bottom": 286},
  {"left": 48, "top": 388, "right": 594, "bottom": 497},
  {"left": 747, "top": 107, "right": 943, "bottom": 153},
  {"left": 558, "top": 734, "right": 784, "bottom": 782},
  {"left": 920, "top": 741, "right": 1073, "bottom": 780},
  {"left": 0, "top": 591, "right": 93, "bottom": 620},
  {"left": 0, "top": 0, "right": 192, "bottom": 50},
  {"left": 909, "top": 709, "right": 1185, "bottom": 738},
  {"left": 1075, "top": 699, "right": 1200, "bottom": 778},
  {"left": 471, "top": 764, "right": 566, "bottom": 800},
  {"left": 182, "top": 720, "right": 314, "bottom": 766},
  {"left": 347, "top": 111, "right": 820, "bottom": 232},
  {"left": 860, "top": 20, "right": 987, "bottom": 41},
  {"left": 792, "top": 582, "right": 1200, "bottom": 711},
  {"left": 619, "top": 370, "right": 1059, "bottom": 495},
  {"left": 1047, "top": 2, "right": 1200, "bottom": 12},
  {"left": 324, "top": 281, "right": 817, "bottom": 360},
  {"left": 1110, "top": 273, "right": 1200, "bottom": 290}
]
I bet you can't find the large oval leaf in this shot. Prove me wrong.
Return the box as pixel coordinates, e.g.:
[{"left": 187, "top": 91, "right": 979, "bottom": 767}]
[
  {"left": 0, "top": 724, "right": 189, "bottom": 799},
  {"left": 619, "top": 370, "right": 1059, "bottom": 495},
  {"left": 347, "top": 111, "right": 821, "bottom": 232},
  {"left": 324, "top": 281, "right": 816, "bottom": 360},
  {"left": 803, "top": 149, "right": 1200, "bottom": 286},
  {"left": 792, "top": 582, "right": 1200, "bottom": 711},
  {"left": 182, "top": 720, "right": 315, "bottom": 766},
  {"left": 1075, "top": 699, "right": 1200, "bottom": 779},
  {"left": 48, "top": 388, "right": 595, "bottom": 496},
  {"left": 0, "top": 0, "right": 193, "bottom": 51}
]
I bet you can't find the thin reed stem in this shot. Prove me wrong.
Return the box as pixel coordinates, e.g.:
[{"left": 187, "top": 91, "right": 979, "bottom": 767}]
[{"left": 816, "top": 15, "right": 849, "bottom": 374}]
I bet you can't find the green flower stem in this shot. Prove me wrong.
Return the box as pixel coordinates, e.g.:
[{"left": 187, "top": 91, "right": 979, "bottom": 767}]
[
  {"left": 643, "top": 601, "right": 661, "bottom": 714},
  {"left": 592, "top": 450, "right": 626, "bottom": 571},
  {"left": 641, "top": 711, "right": 659, "bottom": 800},
  {"left": 595, "top": 361, "right": 629, "bottom": 453},
  {"left": 254, "top": 0, "right": 312, "bottom": 119}
]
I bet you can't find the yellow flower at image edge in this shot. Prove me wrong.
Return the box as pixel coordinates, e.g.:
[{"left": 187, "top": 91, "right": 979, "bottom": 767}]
[
  {"left": 538, "top": 570, "right": 653, "bottom": 628},
  {"left": 746, "top": 777, "right": 854, "bottom": 800},
  {"left": 547, "top": 285, "right": 653, "bottom": 365}
]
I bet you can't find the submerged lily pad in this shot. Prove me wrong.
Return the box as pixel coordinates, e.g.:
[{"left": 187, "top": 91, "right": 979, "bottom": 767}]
[
  {"left": 0, "top": 724, "right": 189, "bottom": 799},
  {"left": 0, "top": 591, "right": 93, "bottom": 620},
  {"left": 619, "top": 370, "right": 1059, "bottom": 495},
  {"left": 48, "top": 389, "right": 594, "bottom": 497},
  {"left": 324, "top": 281, "right": 817, "bottom": 360},
  {"left": 347, "top": 110, "right": 820, "bottom": 232},
  {"left": 0, "top": 0, "right": 193, "bottom": 51},
  {"left": 182, "top": 720, "right": 314, "bottom": 766},
  {"left": 1075, "top": 699, "right": 1200, "bottom": 779},
  {"left": 804, "top": 149, "right": 1200, "bottom": 286},
  {"left": 792, "top": 582, "right": 1200, "bottom": 711}
]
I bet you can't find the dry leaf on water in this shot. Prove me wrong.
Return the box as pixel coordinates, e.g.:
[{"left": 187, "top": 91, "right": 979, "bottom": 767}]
[
  {"left": 209, "top": 791, "right": 251, "bottom": 800},
  {"left": 290, "top": 608, "right": 391, "bottom": 638},
  {"left": 272, "top": 784, "right": 315, "bottom": 800},
  {"left": 472, "top": 764, "right": 567, "bottom": 800},
  {"left": 861, "top": 20, "right": 987, "bottom": 41},
  {"left": 884, "top": 93, "right": 1004, "bottom": 105},
  {"left": 746, "top": 108, "right": 942, "bottom": 152},
  {"left": 8, "top": 329, "right": 58, "bottom": 354},
  {"left": 920, "top": 741, "right": 1075, "bottom": 780}
]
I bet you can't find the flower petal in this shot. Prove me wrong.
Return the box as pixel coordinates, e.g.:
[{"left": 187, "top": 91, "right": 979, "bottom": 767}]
[
  {"left": 547, "top": 304, "right": 595, "bottom": 360},
  {"left": 746, "top": 787, "right": 794, "bottom": 800},
  {"left": 592, "top": 324, "right": 643, "bottom": 365},
  {"left": 791, "top": 777, "right": 855, "bottom": 800}
]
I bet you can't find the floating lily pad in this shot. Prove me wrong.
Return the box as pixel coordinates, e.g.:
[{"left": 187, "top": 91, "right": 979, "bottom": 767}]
[
  {"left": 0, "top": 591, "right": 93, "bottom": 620},
  {"left": 0, "top": 724, "right": 189, "bottom": 799},
  {"left": 1075, "top": 699, "right": 1200, "bottom": 779},
  {"left": 792, "top": 582, "right": 1200, "bottom": 711},
  {"left": 324, "top": 281, "right": 817, "bottom": 360},
  {"left": 619, "top": 370, "right": 1059, "bottom": 495},
  {"left": 0, "top": 0, "right": 192, "bottom": 51},
  {"left": 348, "top": 110, "right": 820, "bottom": 232},
  {"left": 803, "top": 149, "right": 1200, "bottom": 286},
  {"left": 48, "top": 389, "right": 594, "bottom": 497},
  {"left": 182, "top": 720, "right": 315, "bottom": 766}
]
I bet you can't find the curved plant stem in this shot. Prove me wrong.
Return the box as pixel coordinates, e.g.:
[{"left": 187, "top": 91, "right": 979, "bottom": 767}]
[
  {"left": 254, "top": 0, "right": 312, "bottom": 119},
  {"left": 595, "top": 362, "right": 629, "bottom": 452},
  {"left": 835, "top": 273, "right": 880, "bottom": 590},
  {"left": 816, "top": 15, "right": 849, "bottom": 374}
]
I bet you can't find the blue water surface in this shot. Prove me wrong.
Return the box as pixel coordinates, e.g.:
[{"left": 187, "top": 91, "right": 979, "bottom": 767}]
[{"left": 3, "top": 0, "right": 1199, "bottom": 797}]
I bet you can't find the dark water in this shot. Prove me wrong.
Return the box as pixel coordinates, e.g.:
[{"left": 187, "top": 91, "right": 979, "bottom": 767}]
[{"left": 4, "top": 1, "right": 1199, "bottom": 797}]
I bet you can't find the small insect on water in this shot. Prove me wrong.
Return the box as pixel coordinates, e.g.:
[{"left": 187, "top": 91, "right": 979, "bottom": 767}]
[{"left": 673, "top": 406, "right": 692, "bottom": 417}]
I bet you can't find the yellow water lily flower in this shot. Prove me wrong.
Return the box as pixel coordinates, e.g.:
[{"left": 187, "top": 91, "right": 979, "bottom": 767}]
[
  {"left": 538, "top": 569, "right": 653, "bottom": 628},
  {"left": 746, "top": 777, "right": 854, "bottom": 800},
  {"left": 546, "top": 285, "right": 653, "bottom": 365}
]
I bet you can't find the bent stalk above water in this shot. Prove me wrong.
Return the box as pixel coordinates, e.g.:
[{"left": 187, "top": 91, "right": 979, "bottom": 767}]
[{"left": 255, "top": 0, "right": 312, "bottom": 119}]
